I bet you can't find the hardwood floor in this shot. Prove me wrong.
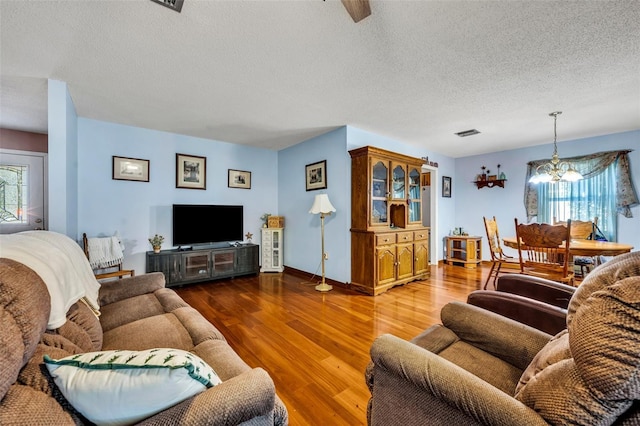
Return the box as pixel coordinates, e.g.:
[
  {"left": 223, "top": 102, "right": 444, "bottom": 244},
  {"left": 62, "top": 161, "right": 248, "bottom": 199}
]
[{"left": 175, "top": 263, "right": 490, "bottom": 425}]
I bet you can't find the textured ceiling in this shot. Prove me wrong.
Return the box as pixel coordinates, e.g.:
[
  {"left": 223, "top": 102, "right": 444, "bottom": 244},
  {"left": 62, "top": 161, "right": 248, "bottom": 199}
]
[{"left": 1, "top": 0, "right": 639, "bottom": 157}]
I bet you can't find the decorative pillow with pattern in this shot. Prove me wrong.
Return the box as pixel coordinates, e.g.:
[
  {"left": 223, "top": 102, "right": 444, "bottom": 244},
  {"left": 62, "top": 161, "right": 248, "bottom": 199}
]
[{"left": 44, "top": 348, "right": 221, "bottom": 426}]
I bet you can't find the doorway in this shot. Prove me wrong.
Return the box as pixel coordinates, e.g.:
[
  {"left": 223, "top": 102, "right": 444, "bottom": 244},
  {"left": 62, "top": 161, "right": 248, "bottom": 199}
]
[
  {"left": 421, "top": 165, "right": 438, "bottom": 265},
  {"left": 0, "top": 149, "right": 47, "bottom": 234}
]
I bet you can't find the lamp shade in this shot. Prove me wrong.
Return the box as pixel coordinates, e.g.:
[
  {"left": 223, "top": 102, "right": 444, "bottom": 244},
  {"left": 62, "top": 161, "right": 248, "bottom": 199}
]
[{"left": 309, "top": 194, "right": 336, "bottom": 215}]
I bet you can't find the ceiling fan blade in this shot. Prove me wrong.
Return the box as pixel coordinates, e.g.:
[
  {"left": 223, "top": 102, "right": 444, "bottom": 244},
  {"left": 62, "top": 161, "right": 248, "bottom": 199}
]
[{"left": 341, "top": 0, "right": 371, "bottom": 23}]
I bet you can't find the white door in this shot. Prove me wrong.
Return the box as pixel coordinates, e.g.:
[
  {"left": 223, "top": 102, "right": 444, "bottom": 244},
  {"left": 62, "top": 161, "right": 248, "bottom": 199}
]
[{"left": 0, "top": 150, "right": 47, "bottom": 234}]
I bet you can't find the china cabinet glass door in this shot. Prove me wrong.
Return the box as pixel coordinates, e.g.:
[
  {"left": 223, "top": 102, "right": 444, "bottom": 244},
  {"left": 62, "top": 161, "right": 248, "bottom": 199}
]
[
  {"left": 371, "top": 160, "right": 388, "bottom": 224},
  {"left": 408, "top": 168, "right": 421, "bottom": 223},
  {"left": 391, "top": 164, "right": 405, "bottom": 199}
]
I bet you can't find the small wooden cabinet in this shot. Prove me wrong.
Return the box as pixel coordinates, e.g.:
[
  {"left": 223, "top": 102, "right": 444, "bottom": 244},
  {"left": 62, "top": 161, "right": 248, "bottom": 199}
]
[
  {"left": 350, "top": 146, "right": 430, "bottom": 295},
  {"left": 261, "top": 228, "right": 284, "bottom": 273},
  {"left": 146, "top": 244, "right": 259, "bottom": 287},
  {"left": 445, "top": 236, "right": 482, "bottom": 269}
]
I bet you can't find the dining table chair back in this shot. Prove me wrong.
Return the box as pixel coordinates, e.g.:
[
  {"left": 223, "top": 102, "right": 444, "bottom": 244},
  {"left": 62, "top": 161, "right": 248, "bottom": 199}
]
[
  {"left": 483, "top": 216, "right": 519, "bottom": 289},
  {"left": 553, "top": 217, "right": 598, "bottom": 240},
  {"left": 553, "top": 217, "right": 599, "bottom": 276},
  {"left": 515, "top": 218, "right": 574, "bottom": 286}
]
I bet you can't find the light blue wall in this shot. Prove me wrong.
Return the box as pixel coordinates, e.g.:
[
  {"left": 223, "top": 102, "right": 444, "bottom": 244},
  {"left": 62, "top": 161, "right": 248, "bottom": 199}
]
[
  {"left": 455, "top": 130, "right": 640, "bottom": 259},
  {"left": 278, "top": 127, "right": 350, "bottom": 283},
  {"left": 47, "top": 79, "right": 78, "bottom": 238},
  {"left": 77, "top": 118, "right": 279, "bottom": 274},
  {"left": 46, "top": 82, "right": 638, "bottom": 283}
]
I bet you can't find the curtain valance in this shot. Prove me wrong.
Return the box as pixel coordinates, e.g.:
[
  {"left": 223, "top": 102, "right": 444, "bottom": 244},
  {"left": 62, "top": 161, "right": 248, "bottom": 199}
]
[{"left": 524, "top": 150, "right": 638, "bottom": 221}]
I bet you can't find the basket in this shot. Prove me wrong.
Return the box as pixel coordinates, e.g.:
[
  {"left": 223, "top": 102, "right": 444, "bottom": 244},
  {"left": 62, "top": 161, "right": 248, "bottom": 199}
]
[{"left": 268, "top": 216, "right": 285, "bottom": 228}]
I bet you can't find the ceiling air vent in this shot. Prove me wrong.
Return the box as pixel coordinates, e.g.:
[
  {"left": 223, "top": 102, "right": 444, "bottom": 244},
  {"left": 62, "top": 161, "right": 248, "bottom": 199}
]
[
  {"left": 150, "top": 0, "right": 184, "bottom": 13},
  {"left": 455, "top": 129, "right": 480, "bottom": 137}
]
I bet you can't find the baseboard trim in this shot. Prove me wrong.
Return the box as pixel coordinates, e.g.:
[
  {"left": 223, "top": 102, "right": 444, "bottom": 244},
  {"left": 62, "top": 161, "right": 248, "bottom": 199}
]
[{"left": 283, "top": 266, "right": 349, "bottom": 290}]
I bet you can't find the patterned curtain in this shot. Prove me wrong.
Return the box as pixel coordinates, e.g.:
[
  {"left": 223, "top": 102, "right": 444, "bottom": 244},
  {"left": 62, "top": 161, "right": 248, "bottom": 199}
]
[{"left": 524, "top": 150, "right": 638, "bottom": 223}]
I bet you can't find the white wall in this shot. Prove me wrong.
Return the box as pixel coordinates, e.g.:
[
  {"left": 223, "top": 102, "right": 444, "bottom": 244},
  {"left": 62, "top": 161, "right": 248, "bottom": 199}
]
[
  {"left": 455, "top": 130, "right": 640, "bottom": 259},
  {"left": 47, "top": 79, "right": 78, "bottom": 238},
  {"left": 77, "top": 118, "right": 279, "bottom": 274}
]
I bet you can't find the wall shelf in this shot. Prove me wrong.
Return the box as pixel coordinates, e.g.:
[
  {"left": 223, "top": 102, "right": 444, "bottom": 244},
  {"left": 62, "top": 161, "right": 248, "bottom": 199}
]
[{"left": 474, "top": 179, "right": 506, "bottom": 189}]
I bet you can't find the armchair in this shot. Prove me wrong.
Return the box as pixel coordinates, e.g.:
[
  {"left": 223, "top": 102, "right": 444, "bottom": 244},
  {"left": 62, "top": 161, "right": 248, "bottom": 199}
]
[
  {"left": 467, "top": 274, "right": 575, "bottom": 335},
  {"left": 367, "top": 251, "right": 640, "bottom": 426}
]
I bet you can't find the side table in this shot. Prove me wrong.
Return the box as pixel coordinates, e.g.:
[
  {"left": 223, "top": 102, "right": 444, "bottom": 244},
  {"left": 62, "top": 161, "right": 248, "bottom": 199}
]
[{"left": 445, "top": 236, "right": 482, "bottom": 269}]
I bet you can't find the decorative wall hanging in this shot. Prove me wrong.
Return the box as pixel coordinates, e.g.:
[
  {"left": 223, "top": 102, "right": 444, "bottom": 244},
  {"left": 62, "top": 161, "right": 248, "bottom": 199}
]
[
  {"left": 442, "top": 176, "right": 452, "bottom": 198},
  {"left": 176, "top": 153, "right": 206, "bottom": 190},
  {"left": 112, "top": 156, "right": 149, "bottom": 182},
  {"left": 228, "top": 169, "right": 251, "bottom": 189},
  {"left": 305, "top": 160, "right": 327, "bottom": 191}
]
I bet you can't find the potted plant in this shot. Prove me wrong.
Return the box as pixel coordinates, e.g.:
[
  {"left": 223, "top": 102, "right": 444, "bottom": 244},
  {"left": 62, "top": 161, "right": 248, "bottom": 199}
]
[
  {"left": 148, "top": 234, "right": 164, "bottom": 253},
  {"left": 260, "top": 213, "right": 271, "bottom": 228}
]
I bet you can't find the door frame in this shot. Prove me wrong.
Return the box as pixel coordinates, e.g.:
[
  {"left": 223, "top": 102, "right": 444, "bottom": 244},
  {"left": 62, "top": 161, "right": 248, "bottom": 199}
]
[{"left": 0, "top": 148, "right": 48, "bottom": 232}]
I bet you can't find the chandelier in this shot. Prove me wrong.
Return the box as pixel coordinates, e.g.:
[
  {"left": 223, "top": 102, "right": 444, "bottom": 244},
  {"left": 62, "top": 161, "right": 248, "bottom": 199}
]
[{"left": 529, "top": 111, "right": 583, "bottom": 183}]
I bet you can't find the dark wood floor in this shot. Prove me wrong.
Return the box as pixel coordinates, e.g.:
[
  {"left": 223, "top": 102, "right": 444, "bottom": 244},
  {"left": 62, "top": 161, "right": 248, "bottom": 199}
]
[{"left": 175, "top": 263, "right": 491, "bottom": 425}]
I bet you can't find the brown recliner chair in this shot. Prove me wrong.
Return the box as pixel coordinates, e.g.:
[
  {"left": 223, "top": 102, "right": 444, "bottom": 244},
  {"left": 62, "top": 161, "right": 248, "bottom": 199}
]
[
  {"left": 467, "top": 274, "right": 575, "bottom": 335},
  {"left": 366, "top": 251, "right": 640, "bottom": 425}
]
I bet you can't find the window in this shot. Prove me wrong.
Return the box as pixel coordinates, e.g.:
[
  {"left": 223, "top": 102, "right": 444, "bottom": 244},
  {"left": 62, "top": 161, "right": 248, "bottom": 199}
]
[
  {"left": 537, "top": 163, "right": 616, "bottom": 241},
  {"left": 525, "top": 150, "right": 638, "bottom": 243},
  {"left": 0, "top": 165, "right": 28, "bottom": 224}
]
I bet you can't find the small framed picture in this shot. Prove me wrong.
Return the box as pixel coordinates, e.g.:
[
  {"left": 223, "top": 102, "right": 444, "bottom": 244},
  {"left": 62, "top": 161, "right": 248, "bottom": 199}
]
[
  {"left": 305, "top": 160, "right": 327, "bottom": 191},
  {"left": 112, "top": 156, "right": 149, "bottom": 182},
  {"left": 176, "top": 153, "right": 206, "bottom": 190},
  {"left": 228, "top": 169, "right": 251, "bottom": 189},
  {"left": 442, "top": 176, "right": 452, "bottom": 198}
]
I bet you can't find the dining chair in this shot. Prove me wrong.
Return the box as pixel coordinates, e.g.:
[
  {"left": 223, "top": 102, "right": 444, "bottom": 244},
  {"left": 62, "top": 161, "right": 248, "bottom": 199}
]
[
  {"left": 553, "top": 217, "right": 599, "bottom": 276},
  {"left": 483, "top": 216, "right": 520, "bottom": 289},
  {"left": 514, "top": 219, "right": 574, "bottom": 286}
]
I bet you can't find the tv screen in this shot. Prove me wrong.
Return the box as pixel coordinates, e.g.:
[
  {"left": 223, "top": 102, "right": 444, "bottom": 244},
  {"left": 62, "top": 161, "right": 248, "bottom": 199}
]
[{"left": 173, "top": 204, "right": 243, "bottom": 246}]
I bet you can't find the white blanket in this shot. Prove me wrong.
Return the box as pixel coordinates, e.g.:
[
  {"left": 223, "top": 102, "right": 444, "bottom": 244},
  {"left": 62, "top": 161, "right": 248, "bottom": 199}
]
[
  {"left": 87, "top": 235, "right": 124, "bottom": 269},
  {"left": 0, "top": 231, "right": 101, "bottom": 329}
]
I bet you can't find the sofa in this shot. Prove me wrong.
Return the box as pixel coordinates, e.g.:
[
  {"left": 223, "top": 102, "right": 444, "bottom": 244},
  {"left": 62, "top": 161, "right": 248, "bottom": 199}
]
[
  {"left": 0, "top": 231, "right": 288, "bottom": 425},
  {"left": 366, "top": 250, "right": 640, "bottom": 425}
]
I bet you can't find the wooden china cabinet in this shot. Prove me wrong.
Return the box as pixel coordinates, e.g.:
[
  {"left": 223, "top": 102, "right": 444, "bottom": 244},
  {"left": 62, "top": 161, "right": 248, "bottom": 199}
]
[{"left": 349, "top": 146, "right": 430, "bottom": 295}]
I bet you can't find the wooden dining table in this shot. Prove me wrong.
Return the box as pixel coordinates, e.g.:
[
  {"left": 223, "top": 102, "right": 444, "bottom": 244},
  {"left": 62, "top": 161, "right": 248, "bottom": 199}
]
[{"left": 502, "top": 237, "right": 634, "bottom": 257}]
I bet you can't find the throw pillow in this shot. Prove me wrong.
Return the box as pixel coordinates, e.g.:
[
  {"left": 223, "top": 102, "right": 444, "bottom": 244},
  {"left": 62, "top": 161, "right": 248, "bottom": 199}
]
[{"left": 44, "top": 348, "right": 221, "bottom": 426}]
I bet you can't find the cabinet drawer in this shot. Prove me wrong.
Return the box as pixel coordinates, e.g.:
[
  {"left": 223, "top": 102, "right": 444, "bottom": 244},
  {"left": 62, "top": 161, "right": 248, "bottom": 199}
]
[
  {"left": 376, "top": 233, "right": 396, "bottom": 246},
  {"left": 414, "top": 230, "right": 429, "bottom": 241},
  {"left": 397, "top": 231, "right": 414, "bottom": 243}
]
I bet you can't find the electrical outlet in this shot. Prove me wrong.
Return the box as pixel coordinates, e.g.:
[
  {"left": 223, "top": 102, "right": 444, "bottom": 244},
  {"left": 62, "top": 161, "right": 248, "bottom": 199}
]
[{"left": 324, "top": 252, "right": 329, "bottom": 260}]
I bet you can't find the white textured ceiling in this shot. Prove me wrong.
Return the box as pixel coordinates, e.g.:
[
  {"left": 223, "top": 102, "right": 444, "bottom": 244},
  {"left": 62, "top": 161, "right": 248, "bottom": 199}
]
[{"left": 1, "top": 0, "right": 639, "bottom": 157}]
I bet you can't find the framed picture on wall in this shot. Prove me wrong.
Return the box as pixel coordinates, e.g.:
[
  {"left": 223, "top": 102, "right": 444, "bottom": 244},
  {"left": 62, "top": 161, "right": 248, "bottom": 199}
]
[
  {"left": 112, "top": 156, "right": 149, "bottom": 182},
  {"left": 176, "top": 153, "right": 206, "bottom": 190},
  {"left": 228, "top": 169, "right": 251, "bottom": 189},
  {"left": 442, "top": 176, "right": 452, "bottom": 198},
  {"left": 305, "top": 160, "right": 327, "bottom": 191}
]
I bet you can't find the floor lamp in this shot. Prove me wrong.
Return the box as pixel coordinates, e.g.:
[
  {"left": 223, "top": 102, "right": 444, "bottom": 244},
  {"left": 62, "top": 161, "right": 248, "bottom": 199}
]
[{"left": 309, "top": 194, "right": 336, "bottom": 292}]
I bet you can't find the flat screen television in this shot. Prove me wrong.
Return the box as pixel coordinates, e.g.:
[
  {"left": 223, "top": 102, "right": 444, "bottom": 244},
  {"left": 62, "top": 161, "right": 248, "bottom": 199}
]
[{"left": 173, "top": 204, "right": 243, "bottom": 246}]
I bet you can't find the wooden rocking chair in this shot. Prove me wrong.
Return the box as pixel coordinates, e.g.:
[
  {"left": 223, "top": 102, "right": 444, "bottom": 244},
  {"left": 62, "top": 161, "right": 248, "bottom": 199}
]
[{"left": 483, "top": 216, "right": 519, "bottom": 289}]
